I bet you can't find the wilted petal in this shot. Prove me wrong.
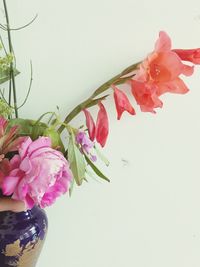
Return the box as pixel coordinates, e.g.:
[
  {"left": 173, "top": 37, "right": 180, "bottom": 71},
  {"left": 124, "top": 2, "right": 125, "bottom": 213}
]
[
  {"left": 96, "top": 102, "right": 109, "bottom": 147},
  {"left": 0, "top": 117, "right": 7, "bottom": 137},
  {"left": 3, "top": 137, "right": 27, "bottom": 154}
]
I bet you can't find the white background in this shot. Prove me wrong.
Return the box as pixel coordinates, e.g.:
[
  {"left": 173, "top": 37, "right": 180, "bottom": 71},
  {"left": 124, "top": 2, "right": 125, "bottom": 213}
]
[{"left": 1, "top": 0, "right": 200, "bottom": 266}]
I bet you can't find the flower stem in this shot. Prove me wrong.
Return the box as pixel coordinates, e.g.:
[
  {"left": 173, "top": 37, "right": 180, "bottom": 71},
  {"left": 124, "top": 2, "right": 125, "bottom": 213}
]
[
  {"left": 58, "top": 62, "right": 139, "bottom": 133},
  {"left": 3, "top": 0, "right": 18, "bottom": 118}
]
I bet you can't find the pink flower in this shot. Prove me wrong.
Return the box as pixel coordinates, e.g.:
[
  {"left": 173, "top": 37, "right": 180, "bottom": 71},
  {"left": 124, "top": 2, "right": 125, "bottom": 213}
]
[
  {"left": 1, "top": 137, "right": 72, "bottom": 209},
  {"left": 112, "top": 85, "right": 136, "bottom": 119},
  {"left": 130, "top": 31, "right": 195, "bottom": 113},
  {"left": 83, "top": 109, "right": 96, "bottom": 141},
  {"left": 0, "top": 116, "right": 25, "bottom": 156},
  {"left": 96, "top": 102, "right": 109, "bottom": 147},
  {"left": 76, "top": 131, "right": 97, "bottom": 161},
  {"left": 83, "top": 103, "right": 109, "bottom": 147},
  {"left": 173, "top": 49, "right": 200, "bottom": 64}
]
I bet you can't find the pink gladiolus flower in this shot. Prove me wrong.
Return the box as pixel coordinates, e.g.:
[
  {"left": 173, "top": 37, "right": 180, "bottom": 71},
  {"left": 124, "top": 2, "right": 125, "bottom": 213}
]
[
  {"left": 112, "top": 85, "right": 136, "bottom": 120},
  {"left": 96, "top": 102, "right": 109, "bottom": 147},
  {"left": 130, "top": 31, "right": 195, "bottom": 113},
  {"left": 2, "top": 137, "right": 72, "bottom": 209},
  {"left": 83, "top": 109, "right": 96, "bottom": 141},
  {"left": 173, "top": 49, "right": 200, "bottom": 64}
]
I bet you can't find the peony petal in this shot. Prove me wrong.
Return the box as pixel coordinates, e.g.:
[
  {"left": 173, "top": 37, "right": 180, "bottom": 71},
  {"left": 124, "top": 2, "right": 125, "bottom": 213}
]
[
  {"left": 2, "top": 175, "right": 20, "bottom": 196},
  {"left": 27, "top": 137, "right": 51, "bottom": 156},
  {"left": 96, "top": 102, "right": 109, "bottom": 147},
  {"left": 20, "top": 157, "right": 32, "bottom": 173},
  {"left": 155, "top": 31, "right": 172, "bottom": 52},
  {"left": 19, "top": 137, "right": 32, "bottom": 159},
  {"left": 24, "top": 195, "right": 35, "bottom": 210}
]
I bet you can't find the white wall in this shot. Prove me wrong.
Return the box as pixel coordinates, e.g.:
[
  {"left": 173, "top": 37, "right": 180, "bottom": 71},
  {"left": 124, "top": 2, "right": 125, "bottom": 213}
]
[{"left": 2, "top": 0, "right": 200, "bottom": 266}]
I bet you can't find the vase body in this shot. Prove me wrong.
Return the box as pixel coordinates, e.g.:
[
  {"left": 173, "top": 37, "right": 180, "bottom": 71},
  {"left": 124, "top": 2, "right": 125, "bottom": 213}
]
[{"left": 0, "top": 205, "right": 48, "bottom": 267}]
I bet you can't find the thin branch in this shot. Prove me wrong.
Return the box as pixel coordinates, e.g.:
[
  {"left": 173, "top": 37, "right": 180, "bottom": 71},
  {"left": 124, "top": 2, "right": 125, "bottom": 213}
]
[
  {"left": 3, "top": 0, "right": 18, "bottom": 118},
  {"left": 57, "top": 62, "right": 140, "bottom": 133},
  {"left": 0, "top": 34, "right": 8, "bottom": 54},
  {"left": 0, "top": 14, "right": 38, "bottom": 31},
  {"left": 17, "top": 61, "right": 33, "bottom": 109}
]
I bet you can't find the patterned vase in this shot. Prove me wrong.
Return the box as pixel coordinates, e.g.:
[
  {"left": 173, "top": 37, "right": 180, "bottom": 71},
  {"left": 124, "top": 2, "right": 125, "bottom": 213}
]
[{"left": 0, "top": 205, "right": 48, "bottom": 267}]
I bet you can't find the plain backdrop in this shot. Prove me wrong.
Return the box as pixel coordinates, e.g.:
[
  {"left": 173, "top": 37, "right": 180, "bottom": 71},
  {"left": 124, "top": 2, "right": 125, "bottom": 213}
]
[{"left": 1, "top": 0, "right": 200, "bottom": 266}]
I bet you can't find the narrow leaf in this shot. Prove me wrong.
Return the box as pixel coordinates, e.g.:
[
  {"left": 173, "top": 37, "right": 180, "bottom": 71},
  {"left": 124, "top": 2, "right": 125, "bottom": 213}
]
[
  {"left": 68, "top": 132, "right": 86, "bottom": 186},
  {"left": 84, "top": 154, "right": 110, "bottom": 182},
  {"left": 69, "top": 177, "right": 75, "bottom": 197},
  {"left": 94, "top": 144, "right": 110, "bottom": 166}
]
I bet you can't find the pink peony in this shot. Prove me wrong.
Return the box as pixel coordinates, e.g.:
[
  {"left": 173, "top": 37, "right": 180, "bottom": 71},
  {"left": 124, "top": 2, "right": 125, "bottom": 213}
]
[
  {"left": 1, "top": 137, "right": 72, "bottom": 209},
  {"left": 129, "top": 31, "right": 196, "bottom": 113}
]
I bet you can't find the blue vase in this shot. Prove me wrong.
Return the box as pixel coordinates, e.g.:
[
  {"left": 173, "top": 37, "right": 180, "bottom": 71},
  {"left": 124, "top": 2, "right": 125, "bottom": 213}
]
[{"left": 0, "top": 205, "right": 48, "bottom": 267}]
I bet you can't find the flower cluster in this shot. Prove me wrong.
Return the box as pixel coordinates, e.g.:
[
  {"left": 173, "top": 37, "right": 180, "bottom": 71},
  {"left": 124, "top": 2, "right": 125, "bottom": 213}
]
[
  {"left": 82, "top": 31, "right": 200, "bottom": 147},
  {"left": 0, "top": 29, "right": 199, "bottom": 210}
]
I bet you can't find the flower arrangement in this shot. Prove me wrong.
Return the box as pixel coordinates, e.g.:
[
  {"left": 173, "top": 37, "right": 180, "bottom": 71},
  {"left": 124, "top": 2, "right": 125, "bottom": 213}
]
[{"left": 0, "top": 1, "right": 200, "bottom": 211}]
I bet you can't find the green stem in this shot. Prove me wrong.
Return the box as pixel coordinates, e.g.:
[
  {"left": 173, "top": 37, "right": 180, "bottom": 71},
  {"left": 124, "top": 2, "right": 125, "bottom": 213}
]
[
  {"left": 3, "top": 0, "right": 18, "bottom": 118},
  {"left": 58, "top": 62, "right": 139, "bottom": 133}
]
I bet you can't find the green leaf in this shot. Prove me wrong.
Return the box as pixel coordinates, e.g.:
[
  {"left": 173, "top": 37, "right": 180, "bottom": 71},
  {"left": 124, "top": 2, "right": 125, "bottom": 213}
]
[
  {"left": 43, "top": 128, "right": 65, "bottom": 153},
  {"left": 68, "top": 132, "right": 86, "bottom": 186},
  {"left": 69, "top": 177, "right": 75, "bottom": 197},
  {"left": 8, "top": 118, "right": 47, "bottom": 139},
  {"left": 94, "top": 144, "right": 110, "bottom": 166},
  {"left": 0, "top": 68, "right": 20, "bottom": 85},
  {"left": 84, "top": 154, "right": 110, "bottom": 182}
]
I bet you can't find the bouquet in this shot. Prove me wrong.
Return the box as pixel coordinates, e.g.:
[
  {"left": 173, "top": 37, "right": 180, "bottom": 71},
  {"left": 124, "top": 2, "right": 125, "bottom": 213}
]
[{"left": 0, "top": 0, "right": 200, "bottom": 211}]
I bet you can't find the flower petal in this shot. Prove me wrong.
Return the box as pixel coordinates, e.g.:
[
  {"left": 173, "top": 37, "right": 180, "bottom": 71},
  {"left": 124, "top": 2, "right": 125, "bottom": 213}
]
[
  {"left": 96, "top": 102, "right": 109, "bottom": 147},
  {"left": 112, "top": 85, "right": 136, "bottom": 120},
  {"left": 83, "top": 109, "right": 96, "bottom": 141},
  {"left": 130, "top": 80, "right": 163, "bottom": 113},
  {"left": 2, "top": 175, "right": 20, "bottom": 196},
  {"left": 157, "top": 77, "right": 189, "bottom": 95},
  {"left": 149, "top": 52, "right": 183, "bottom": 82},
  {"left": 173, "top": 48, "right": 200, "bottom": 64},
  {"left": 181, "top": 64, "right": 194, "bottom": 76},
  {"left": 155, "top": 31, "right": 171, "bottom": 52}
]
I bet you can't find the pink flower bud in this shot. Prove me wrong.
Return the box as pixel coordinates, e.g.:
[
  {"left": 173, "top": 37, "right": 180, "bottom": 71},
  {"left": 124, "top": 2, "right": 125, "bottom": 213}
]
[
  {"left": 96, "top": 102, "right": 109, "bottom": 147},
  {"left": 173, "top": 48, "right": 200, "bottom": 64},
  {"left": 112, "top": 85, "right": 135, "bottom": 120}
]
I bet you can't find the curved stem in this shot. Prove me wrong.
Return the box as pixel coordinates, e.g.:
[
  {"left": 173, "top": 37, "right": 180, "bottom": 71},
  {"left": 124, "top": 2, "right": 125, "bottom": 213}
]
[
  {"left": 58, "top": 62, "right": 139, "bottom": 133},
  {"left": 3, "top": 0, "right": 18, "bottom": 118}
]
